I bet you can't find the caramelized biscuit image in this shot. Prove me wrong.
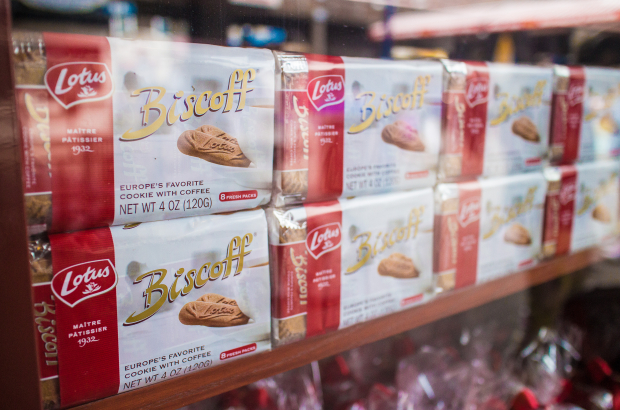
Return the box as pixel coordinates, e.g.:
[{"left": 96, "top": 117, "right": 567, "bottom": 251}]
[
  {"left": 439, "top": 155, "right": 462, "bottom": 178},
  {"left": 381, "top": 121, "right": 425, "bottom": 152},
  {"left": 377, "top": 253, "right": 419, "bottom": 278},
  {"left": 26, "top": 194, "right": 51, "bottom": 226},
  {"left": 281, "top": 170, "right": 308, "bottom": 195},
  {"left": 196, "top": 293, "right": 238, "bottom": 306},
  {"left": 592, "top": 204, "right": 612, "bottom": 223},
  {"left": 177, "top": 125, "right": 251, "bottom": 167},
  {"left": 178, "top": 301, "right": 249, "bottom": 327},
  {"left": 436, "top": 271, "right": 456, "bottom": 292},
  {"left": 277, "top": 315, "right": 307, "bottom": 345},
  {"left": 504, "top": 223, "right": 532, "bottom": 245},
  {"left": 511, "top": 117, "right": 540, "bottom": 142},
  {"left": 600, "top": 114, "right": 618, "bottom": 134},
  {"left": 280, "top": 225, "right": 306, "bottom": 243}
]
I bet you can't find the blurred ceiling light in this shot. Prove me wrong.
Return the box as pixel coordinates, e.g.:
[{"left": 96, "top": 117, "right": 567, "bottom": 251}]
[{"left": 368, "top": 0, "right": 620, "bottom": 40}]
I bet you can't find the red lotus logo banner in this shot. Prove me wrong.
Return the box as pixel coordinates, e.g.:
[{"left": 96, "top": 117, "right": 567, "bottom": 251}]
[
  {"left": 51, "top": 259, "right": 118, "bottom": 308},
  {"left": 307, "top": 75, "right": 345, "bottom": 111},
  {"left": 44, "top": 62, "right": 114, "bottom": 109},
  {"left": 559, "top": 181, "right": 577, "bottom": 205},
  {"left": 458, "top": 197, "right": 481, "bottom": 228},
  {"left": 465, "top": 77, "right": 489, "bottom": 108},
  {"left": 306, "top": 222, "right": 342, "bottom": 259},
  {"left": 567, "top": 84, "right": 584, "bottom": 107}
]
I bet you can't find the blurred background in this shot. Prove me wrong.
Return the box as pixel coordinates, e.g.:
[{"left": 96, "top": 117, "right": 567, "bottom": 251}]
[{"left": 10, "top": 0, "right": 620, "bottom": 66}]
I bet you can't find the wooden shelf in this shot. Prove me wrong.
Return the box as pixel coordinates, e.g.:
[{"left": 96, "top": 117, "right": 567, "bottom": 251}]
[{"left": 73, "top": 248, "right": 602, "bottom": 410}]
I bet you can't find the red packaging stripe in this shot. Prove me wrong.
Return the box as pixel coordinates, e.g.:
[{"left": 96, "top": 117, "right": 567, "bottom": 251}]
[
  {"left": 50, "top": 227, "right": 118, "bottom": 407},
  {"left": 306, "top": 54, "right": 345, "bottom": 202},
  {"left": 44, "top": 32, "right": 115, "bottom": 233},
  {"left": 305, "top": 200, "right": 343, "bottom": 337}
]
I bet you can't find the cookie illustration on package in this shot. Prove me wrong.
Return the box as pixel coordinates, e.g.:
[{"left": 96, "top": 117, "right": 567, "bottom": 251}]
[
  {"left": 592, "top": 204, "right": 612, "bottom": 223},
  {"left": 197, "top": 293, "right": 239, "bottom": 306},
  {"left": 381, "top": 120, "right": 425, "bottom": 152},
  {"left": 504, "top": 222, "right": 532, "bottom": 245},
  {"left": 278, "top": 315, "right": 307, "bottom": 342},
  {"left": 179, "top": 300, "right": 249, "bottom": 327},
  {"left": 600, "top": 113, "right": 618, "bottom": 134},
  {"left": 511, "top": 116, "right": 540, "bottom": 142},
  {"left": 377, "top": 252, "right": 419, "bottom": 278},
  {"left": 177, "top": 124, "right": 251, "bottom": 168}
]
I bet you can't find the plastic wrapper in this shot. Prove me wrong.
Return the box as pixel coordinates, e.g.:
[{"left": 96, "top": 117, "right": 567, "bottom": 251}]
[
  {"left": 14, "top": 33, "right": 52, "bottom": 233},
  {"left": 273, "top": 51, "right": 442, "bottom": 207},
  {"left": 15, "top": 32, "right": 275, "bottom": 234},
  {"left": 396, "top": 345, "right": 469, "bottom": 410},
  {"left": 29, "top": 233, "right": 60, "bottom": 409},
  {"left": 517, "top": 328, "right": 581, "bottom": 407},
  {"left": 550, "top": 66, "right": 620, "bottom": 164},
  {"left": 543, "top": 161, "right": 620, "bottom": 258},
  {"left": 35, "top": 210, "right": 271, "bottom": 407},
  {"left": 434, "top": 173, "right": 547, "bottom": 292},
  {"left": 439, "top": 60, "right": 552, "bottom": 180},
  {"left": 268, "top": 189, "right": 435, "bottom": 346}
]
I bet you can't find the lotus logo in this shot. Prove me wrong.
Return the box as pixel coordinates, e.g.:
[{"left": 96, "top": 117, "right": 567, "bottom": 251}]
[
  {"left": 306, "top": 222, "right": 342, "bottom": 259},
  {"left": 44, "top": 62, "right": 114, "bottom": 109},
  {"left": 567, "top": 84, "right": 584, "bottom": 107},
  {"left": 307, "top": 75, "right": 345, "bottom": 111},
  {"left": 458, "top": 197, "right": 481, "bottom": 228},
  {"left": 559, "top": 182, "right": 576, "bottom": 205},
  {"left": 51, "top": 259, "right": 118, "bottom": 308},
  {"left": 465, "top": 77, "right": 489, "bottom": 108}
]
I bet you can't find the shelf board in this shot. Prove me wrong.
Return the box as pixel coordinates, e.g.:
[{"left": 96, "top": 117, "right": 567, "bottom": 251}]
[{"left": 74, "top": 248, "right": 602, "bottom": 410}]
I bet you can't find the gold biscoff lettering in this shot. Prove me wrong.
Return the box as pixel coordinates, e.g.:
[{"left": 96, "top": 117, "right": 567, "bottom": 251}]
[
  {"left": 482, "top": 186, "right": 538, "bottom": 240},
  {"left": 124, "top": 233, "right": 253, "bottom": 325},
  {"left": 345, "top": 207, "right": 424, "bottom": 274},
  {"left": 489, "top": 80, "right": 547, "bottom": 126},
  {"left": 348, "top": 75, "right": 431, "bottom": 134},
  {"left": 290, "top": 247, "right": 308, "bottom": 305},
  {"left": 121, "top": 68, "right": 256, "bottom": 141},
  {"left": 577, "top": 172, "right": 618, "bottom": 215}
]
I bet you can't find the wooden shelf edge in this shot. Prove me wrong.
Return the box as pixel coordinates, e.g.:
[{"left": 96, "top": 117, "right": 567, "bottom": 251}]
[{"left": 73, "top": 248, "right": 603, "bottom": 410}]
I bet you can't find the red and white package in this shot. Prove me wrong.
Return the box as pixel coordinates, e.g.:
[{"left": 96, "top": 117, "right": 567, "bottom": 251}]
[
  {"left": 550, "top": 66, "right": 620, "bottom": 164},
  {"left": 434, "top": 173, "right": 547, "bottom": 292},
  {"left": 273, "top": 52, "right": 442, "bottom": 206},
  {"left": 543, "top": 161, "right": 620, "bottom": 257},
  {"left": 38, "top": 210, "right": 270, "bottom": 407},
  {"left": 17, "top": 33, "right": 274, "bottom": 233},
  {"left": 440, "top": 61, "right": 552, "bottom": 180},
  {"left": 268, "top": 189, "right": 435, "bottom": 346}
]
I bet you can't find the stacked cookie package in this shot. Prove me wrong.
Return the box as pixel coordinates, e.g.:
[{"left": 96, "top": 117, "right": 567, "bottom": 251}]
[
  {"left": 29, "top": 211, "right": 271, "bottom": 408},
  {"left": 17, "top": 32, "right": 275, "bottom": 408},
  {"left": 434, "top": 61, "right": 553, "bottom": 291},
  {"left": 18, "top": 32, "right": 275, "bottom": 234},
  {"left": 268, "top": 190, "right": 434, "bottom": 346},
  {"left": 542, "top": 65, "right": 620, "bottom": 256},
  {"left": 434, "top": 173, "right": 547, "bottom": 292},
  {"left": 270, "top": 53, "right": 444, "bottom": 345}
]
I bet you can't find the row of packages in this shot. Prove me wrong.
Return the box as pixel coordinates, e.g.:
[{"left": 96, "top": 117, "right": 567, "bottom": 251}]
[
  {"left": 16, "top": 33, "right": 620, "bottom": 233},
  {"left": 31, "top": 160, "right": 619, "bottom": 408}
]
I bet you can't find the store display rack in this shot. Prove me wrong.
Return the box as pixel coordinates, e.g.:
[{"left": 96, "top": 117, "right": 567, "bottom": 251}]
[
  {"left": 0, "top": 0, "right": 609, "bottom": 408},
  {"left": 72, "top": 249, "right": 601, "bottom": 410}
]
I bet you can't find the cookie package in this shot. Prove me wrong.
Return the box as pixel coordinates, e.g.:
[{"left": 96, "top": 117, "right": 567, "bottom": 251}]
[
  {"left": 549, "top": 66, "right": 620, "bottom": 164},
  {"left": 29, "top": 209, "right": 271, "bottom": 407},
  {"left": 15, "top": 32, "right": 274, "bottom": 233},
  {"left": 440, "top": 60, "right": 553, "bottom": 180},
  {"left": 434, "top": 172, "right": 547, "bottom": 293},
  {"left": 267, "top": 189, "right": 435, "bottom": 346},
  {"left": 273, "top": 52, "right": 442, "bottom": 206},
  {"left": 543, "top": 161, "right": 620, "bottom": 258}
]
